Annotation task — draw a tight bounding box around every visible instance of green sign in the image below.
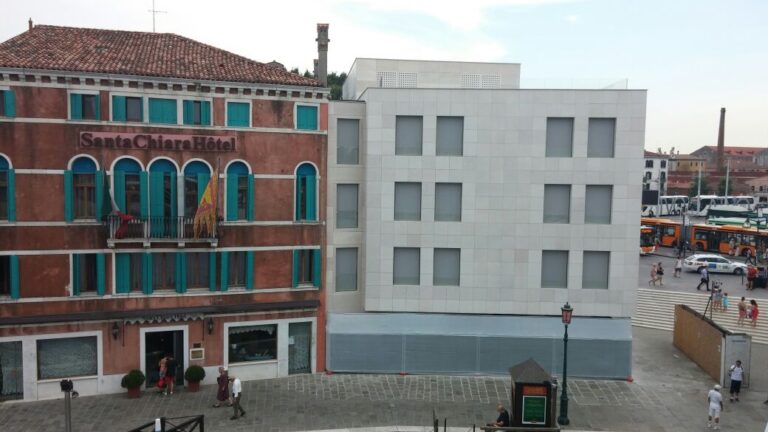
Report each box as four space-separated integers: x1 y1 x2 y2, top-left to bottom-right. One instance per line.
522 396 547 424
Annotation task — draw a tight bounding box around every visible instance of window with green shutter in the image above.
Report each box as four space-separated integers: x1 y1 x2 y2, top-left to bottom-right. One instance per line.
112 95 143 122
0 156 14 221
0 89 16 118
72 254 98 296
226 102 250 127
149 98 177 124
70 93 100 120
292 249 320 287
296 105 318 130
183 100 211 126
226 162 252 221
295 163 317 221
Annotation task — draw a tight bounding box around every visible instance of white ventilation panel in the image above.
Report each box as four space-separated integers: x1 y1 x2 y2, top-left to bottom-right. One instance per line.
461 74 482 88
377 71 397 88
398 72 417 88
481 74 500 88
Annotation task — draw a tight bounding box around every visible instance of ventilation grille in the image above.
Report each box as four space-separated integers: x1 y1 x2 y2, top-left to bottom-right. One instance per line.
481 74 500 88
461 73 501 88
398 72 417 88
376 71 418 88
376 71 398 88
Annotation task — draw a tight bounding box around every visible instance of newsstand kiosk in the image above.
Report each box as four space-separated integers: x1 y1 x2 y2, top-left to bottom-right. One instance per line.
508 359 560 431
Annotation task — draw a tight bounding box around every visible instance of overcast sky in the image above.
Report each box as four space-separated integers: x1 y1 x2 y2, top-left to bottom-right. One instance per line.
2 0 767 153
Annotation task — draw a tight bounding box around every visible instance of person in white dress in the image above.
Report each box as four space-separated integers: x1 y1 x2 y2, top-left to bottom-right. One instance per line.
708 384 723 430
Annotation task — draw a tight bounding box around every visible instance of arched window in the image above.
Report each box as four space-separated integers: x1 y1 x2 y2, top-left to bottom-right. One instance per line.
148 159 178 236
0 155 14 221
226 162 252 221
113 158 145 217
65 157 98 221
183 161 211 217
295 163 317 221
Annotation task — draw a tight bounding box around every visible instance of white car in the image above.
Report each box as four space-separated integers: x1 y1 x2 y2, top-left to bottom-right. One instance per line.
683 254 748 275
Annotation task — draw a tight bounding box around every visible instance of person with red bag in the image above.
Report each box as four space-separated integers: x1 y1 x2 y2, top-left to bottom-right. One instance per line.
156 356 168 393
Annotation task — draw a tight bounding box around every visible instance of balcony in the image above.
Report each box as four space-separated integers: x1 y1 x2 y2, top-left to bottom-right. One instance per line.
106 215 218 247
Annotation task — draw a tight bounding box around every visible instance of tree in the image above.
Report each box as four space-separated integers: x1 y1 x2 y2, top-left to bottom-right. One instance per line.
326 72 347 100
717 177 728 196
688 172 712 196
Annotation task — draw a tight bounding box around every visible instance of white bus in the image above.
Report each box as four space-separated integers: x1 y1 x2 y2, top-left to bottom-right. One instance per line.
723 195 756 211
641 195 690 217
688 195 724 217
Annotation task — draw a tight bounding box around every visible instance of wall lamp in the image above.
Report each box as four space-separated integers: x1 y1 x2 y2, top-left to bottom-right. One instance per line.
207 318 214 335
111 322 120 340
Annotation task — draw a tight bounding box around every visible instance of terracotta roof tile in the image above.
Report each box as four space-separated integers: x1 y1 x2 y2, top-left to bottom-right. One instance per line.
0 25 322 87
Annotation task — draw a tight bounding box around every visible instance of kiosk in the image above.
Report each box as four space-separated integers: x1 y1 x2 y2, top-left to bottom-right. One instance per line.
508 359 559 431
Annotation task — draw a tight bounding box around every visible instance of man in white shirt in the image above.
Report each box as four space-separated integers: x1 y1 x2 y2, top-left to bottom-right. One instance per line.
708 384 723 430
729 360 744 402
229 376 246 420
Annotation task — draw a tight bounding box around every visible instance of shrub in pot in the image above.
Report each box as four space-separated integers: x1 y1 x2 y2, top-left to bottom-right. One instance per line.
184 365 206 392
121 369 146 398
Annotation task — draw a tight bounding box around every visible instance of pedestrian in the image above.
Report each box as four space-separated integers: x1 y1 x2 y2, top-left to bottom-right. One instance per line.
674 256 683 278
714 288 723 312
707 384 723 430
649 263 658 287
213 367 231 408
164 354 177 396
729 237 737 256
157 356 168 394
747 265 757 290
230 376 246 420
487 403 510 429
746 248 757 265
750 300 759 327
738 297 748 326
728 360 744 402
697 267 710 291
722 293 730 312
656 262 665 286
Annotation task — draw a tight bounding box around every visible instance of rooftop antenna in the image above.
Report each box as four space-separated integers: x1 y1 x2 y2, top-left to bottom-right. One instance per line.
148 0 167 33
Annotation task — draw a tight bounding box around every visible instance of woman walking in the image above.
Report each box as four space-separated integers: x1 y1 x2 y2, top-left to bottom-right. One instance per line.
674 256 683 278
649 263 658 287
737 297 748 326
656 262 665 286
750 300 759 327
213 367 231 408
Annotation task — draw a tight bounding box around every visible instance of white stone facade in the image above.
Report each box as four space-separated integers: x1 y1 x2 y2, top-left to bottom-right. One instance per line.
328 59 646 320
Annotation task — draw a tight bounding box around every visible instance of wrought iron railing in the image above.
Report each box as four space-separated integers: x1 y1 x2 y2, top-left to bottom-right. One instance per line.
106 215 217 242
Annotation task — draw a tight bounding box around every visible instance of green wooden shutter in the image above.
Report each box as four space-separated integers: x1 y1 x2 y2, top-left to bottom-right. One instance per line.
201 101 211 126
245 251 254 290
142 253 153 295
149 98 177 124
220 252 229 292
312 249 321 287
116 253 130 293
9 255 19 299
95 170 105 221
114 171 126 212
226 174 238 221
297 106 318 130
292 250 300 288
175 253 187 293
64 170 74 222
3 90 16 118
169 172 178 237
139 171 149 218
94 94 101 120
227 102 249 127
112 95 126 121
7 169 15 222
306 175 316 220
150 172 164 236
182 100 194 125
72 254 81 296
208 252 217 291
70 94 83 120
96 253 106 296
295 175 303 220
246 175 254 221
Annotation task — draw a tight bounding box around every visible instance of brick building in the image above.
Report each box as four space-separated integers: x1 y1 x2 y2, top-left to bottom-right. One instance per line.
0 24 328 401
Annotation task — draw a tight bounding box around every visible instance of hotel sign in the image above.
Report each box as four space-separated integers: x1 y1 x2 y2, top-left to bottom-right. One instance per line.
79 132 236 152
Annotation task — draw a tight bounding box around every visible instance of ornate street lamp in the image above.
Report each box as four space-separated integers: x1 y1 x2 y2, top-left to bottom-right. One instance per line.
558 302 573 426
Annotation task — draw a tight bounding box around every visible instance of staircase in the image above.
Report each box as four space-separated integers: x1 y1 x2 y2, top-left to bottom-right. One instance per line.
634 288 768 344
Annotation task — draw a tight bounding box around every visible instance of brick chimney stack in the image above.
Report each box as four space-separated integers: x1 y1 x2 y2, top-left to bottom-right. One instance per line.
717 107 726 174
315 24 329 86
28 18 33 31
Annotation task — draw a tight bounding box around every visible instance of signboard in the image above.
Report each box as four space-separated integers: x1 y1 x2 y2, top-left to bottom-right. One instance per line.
522 395 547 425
79 132 237 152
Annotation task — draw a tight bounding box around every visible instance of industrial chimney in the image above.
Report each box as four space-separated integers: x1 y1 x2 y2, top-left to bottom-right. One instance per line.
315 24 329 86
717 107 726 174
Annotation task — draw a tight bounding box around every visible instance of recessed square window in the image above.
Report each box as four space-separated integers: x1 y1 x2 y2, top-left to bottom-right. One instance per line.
395 116 423 155
394 182 421 221
393 247 420 285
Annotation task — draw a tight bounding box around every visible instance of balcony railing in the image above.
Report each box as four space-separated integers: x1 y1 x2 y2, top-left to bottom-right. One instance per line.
106 215 218 246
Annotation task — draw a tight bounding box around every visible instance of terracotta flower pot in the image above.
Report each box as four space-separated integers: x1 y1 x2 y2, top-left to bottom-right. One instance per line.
187 381 200 392
127 386 141 399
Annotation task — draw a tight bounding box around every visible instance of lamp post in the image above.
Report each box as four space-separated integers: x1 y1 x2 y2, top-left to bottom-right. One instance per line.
558 302 573 426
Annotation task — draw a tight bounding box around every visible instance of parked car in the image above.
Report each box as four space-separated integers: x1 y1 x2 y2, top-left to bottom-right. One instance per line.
683 254 748 275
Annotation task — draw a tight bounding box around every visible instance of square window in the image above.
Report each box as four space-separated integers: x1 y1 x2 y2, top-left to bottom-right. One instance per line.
395 116 423 155
585 185 613 224
227 102 250 127
582 251 610 289
335 248 358 292
394 247 420 285
587 118 616 158
152 253 176 291
37 336 97 380
435 183 462 221
81 95 98 120
433 248 460 286
0 256 9 296
298 250 315 284
645 160 654 168
336 184 359 228
0 91 5 117
543 185 571 223
545 118 573 157
394 182 422 221
228 324 277 363
149 98 177 124
73 254 97 294
541 250 568 288
296 105 318 130
436 116 463 156
125 97 143 122
187 253 210 289
337 119 360 164
228 251 247 288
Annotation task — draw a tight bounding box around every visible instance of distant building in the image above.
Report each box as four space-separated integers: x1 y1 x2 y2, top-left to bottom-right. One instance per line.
668 154 706 173
643 150 668 192
690 146 763 171
752 148 768 167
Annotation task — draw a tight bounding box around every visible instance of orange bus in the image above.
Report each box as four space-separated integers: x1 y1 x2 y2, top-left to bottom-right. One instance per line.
690 224 768 257
640 226 656 255
640 217 682 248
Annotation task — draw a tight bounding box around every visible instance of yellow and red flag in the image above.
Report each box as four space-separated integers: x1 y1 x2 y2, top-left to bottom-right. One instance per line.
193 170 218 238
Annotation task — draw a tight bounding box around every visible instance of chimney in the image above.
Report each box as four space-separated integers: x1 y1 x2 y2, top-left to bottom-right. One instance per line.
717 107 726 174
315 23 329 86
28 18 33 31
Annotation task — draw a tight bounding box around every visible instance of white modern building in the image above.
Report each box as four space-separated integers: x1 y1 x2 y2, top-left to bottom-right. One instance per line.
643 150 668 193
326 59 646 378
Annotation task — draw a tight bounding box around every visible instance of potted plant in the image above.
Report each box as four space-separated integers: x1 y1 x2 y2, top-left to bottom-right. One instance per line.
120 369 145 398
184 365 206 392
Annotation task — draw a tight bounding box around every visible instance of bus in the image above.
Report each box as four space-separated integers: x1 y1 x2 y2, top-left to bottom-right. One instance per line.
640 195 690 217
722 195 756 211
688 195 724 217
640 226 656 255
690 223 768 257
641 217 682 247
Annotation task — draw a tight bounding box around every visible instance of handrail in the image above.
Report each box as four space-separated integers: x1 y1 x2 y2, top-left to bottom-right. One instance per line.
106 215 217 241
